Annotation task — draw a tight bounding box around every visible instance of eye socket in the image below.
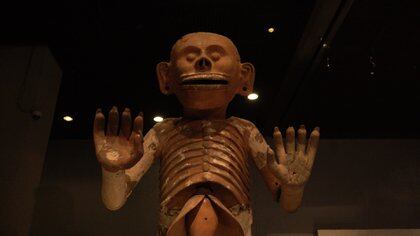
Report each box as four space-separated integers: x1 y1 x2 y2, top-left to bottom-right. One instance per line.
210 52 221 61
186 53 197 62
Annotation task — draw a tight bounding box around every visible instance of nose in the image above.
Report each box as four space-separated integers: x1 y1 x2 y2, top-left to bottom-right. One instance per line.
195 57 212 72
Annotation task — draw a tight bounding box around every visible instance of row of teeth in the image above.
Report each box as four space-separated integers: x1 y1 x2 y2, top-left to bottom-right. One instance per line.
181 75 228 85
181 79 228 85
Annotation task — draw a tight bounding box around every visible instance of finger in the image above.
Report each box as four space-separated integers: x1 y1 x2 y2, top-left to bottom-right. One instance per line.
267 148 289 182
93 109 106 152
107 106 119 136
93 108 105 140
267 148 277 167
297 124 307 154
273 127 286 164
120 108 132 139
121 133 143 169
134 132 144 158
306 127 320 168
132 112 144 134
129 115 144 154
285 126 295 155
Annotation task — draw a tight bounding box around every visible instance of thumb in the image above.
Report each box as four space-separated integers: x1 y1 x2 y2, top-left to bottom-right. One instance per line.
268 148 290 182
133 132 144 158
120 133 143 169
277 164 289 183
267 148 277 168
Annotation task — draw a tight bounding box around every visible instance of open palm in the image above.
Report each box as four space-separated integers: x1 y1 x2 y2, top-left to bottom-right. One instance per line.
268 125 320 187
93 106 144 172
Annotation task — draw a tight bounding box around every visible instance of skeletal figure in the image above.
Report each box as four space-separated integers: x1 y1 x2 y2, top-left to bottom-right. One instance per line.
93 32 320 236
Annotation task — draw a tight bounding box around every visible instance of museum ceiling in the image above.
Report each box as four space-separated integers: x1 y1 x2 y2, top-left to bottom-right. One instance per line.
1 0 419 139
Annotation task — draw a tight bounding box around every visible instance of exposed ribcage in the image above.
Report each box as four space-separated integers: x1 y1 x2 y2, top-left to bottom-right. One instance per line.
159 121 250 206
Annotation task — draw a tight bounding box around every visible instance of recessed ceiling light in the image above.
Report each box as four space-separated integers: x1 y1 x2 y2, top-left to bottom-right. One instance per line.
153 116 164 122
247 93 259 100
63 115 73 122
268 27 275 33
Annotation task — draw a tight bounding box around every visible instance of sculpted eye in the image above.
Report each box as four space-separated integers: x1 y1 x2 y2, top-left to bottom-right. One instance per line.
186 53 196 62
210 52 221 61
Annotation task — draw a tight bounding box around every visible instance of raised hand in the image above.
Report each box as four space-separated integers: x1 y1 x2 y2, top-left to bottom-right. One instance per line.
93 106 144 172
268 125 320 187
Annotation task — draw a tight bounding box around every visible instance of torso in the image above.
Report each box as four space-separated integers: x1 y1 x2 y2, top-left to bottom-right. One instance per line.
154 117 252 210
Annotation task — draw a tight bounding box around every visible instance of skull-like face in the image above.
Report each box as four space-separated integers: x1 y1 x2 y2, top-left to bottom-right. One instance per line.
157 32 255 111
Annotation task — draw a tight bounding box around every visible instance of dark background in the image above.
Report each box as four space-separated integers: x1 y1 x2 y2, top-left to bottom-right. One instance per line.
1 0 419 235
2 0 419 139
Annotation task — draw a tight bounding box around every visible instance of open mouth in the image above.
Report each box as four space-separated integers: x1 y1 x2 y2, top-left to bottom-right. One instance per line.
180 74 229 87
182 79 228 85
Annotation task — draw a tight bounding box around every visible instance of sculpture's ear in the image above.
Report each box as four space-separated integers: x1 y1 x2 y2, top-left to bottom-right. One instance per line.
156 62 173 95
238 62 255 96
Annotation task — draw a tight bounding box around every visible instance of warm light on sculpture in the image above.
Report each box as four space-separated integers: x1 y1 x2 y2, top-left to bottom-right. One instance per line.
93 32 320 236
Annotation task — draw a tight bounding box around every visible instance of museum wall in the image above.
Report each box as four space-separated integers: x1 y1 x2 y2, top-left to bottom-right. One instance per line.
31 139 420 235
0 46 61 235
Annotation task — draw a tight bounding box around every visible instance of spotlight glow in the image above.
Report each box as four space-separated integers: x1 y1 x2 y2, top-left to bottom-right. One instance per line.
268 27 275 33
63 116 73 122
247 93 259 100
153 116 164 122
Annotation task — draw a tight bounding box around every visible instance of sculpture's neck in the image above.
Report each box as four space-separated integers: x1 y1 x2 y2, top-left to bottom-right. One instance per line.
182 106 227 120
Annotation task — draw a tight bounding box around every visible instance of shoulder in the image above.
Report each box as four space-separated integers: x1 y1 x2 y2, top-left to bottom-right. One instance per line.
228 116 258 130
228 116 265 143
147 117 181 138
143 118 181 153
153 117 181 129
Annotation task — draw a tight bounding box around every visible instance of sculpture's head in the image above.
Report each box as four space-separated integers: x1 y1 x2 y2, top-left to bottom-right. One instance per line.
157 32 255 111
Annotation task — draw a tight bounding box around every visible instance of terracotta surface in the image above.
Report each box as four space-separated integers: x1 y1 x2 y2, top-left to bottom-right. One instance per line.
93 32 320 235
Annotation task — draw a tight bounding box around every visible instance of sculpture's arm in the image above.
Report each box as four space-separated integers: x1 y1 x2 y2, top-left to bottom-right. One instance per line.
246 124 283 200
93 107 160 210
101 128 159 210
